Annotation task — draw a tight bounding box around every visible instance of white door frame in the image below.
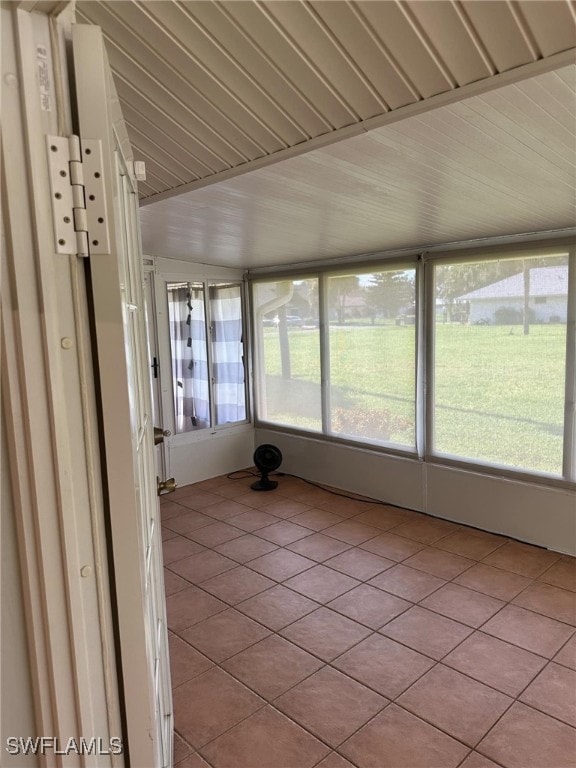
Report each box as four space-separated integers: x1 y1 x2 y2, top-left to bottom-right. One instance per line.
1 5 123 764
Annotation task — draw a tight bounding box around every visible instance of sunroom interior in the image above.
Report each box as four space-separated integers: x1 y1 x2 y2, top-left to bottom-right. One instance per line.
74 0 576 555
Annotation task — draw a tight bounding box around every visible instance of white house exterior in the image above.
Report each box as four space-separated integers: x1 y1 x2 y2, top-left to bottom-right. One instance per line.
459 265 568 324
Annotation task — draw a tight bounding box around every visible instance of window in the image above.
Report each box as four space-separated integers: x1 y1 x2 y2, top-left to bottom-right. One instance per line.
432 253 569 475
250 244 575 485
327 268 416 447
252 278 321 430
167 280 246 434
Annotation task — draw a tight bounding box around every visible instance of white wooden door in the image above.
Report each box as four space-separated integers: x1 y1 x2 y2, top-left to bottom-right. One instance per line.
71 24 172 768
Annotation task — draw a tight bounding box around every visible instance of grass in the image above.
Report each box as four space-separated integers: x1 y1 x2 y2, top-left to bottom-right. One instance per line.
260 322 567 475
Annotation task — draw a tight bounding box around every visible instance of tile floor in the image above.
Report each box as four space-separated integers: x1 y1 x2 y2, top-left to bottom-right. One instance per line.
161 472 576 768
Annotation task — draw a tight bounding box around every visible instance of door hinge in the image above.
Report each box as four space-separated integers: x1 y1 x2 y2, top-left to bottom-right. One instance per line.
46 135 110 257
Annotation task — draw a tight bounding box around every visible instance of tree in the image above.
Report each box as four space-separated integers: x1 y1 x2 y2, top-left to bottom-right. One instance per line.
365 270 415 320
328 276 359 324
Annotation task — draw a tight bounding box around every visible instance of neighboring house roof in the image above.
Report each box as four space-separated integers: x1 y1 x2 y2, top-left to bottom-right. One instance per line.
458 266 568 301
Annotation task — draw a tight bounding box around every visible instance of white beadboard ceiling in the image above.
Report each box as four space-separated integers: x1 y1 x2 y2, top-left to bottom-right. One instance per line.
74 1 576 267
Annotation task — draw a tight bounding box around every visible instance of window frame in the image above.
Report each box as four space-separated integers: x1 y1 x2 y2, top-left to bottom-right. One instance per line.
249 239 576 489
158 269 251 443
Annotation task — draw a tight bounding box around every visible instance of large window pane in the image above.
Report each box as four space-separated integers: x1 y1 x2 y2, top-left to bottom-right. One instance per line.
209 283 247 426
433 254 569 474
167 282 209 433
327 268 416 447
253 279 321 430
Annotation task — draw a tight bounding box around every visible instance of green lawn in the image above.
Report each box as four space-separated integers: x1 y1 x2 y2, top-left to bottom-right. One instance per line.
260 322 567 475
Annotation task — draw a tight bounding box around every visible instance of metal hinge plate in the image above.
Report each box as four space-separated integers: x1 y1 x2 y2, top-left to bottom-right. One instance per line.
46 135 110 257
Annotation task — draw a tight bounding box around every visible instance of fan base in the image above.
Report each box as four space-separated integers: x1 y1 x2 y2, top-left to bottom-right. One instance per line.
250 478 278 492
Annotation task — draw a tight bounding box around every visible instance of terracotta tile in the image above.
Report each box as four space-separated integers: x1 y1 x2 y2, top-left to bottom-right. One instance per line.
288 532 352 561
326 548 395 581
162 525 178 541
482 604 574 658
435 529 508 560
539 556 576 592
554 635 576 670
482 541 562 578
275 666 387 747
199 705 330 768
340 703 469 768
202 499 252 521
513 582 576 626
213 533 277 564
163 510 214 535
315 753 356 768
223 634 324 699
360 532 425 561
403 547 474 580
227 509 281 532
261 499 312 518
168 550 237 584
173 667 264 748
333 634 434 698
175 751 211 768
323 520 382 545
166 586 226 633
477 701 576 768
454 562 532 601
458 752 503 768
390 517 458 544
212 482 255 500
235 584 318 630
164 567 193 596
368 564 446 602
280 607 372 661
444 631 547 697
185 521 244 547
168 633 214 688
175 490 222 510
292 488 337 507
162 535 205 565
192 477 223 492
398 665 513 747
248 548 316 581
234 491 276 509
168 483 208 501
256 520 313 546
318 496 372 517
285 565 360 603
420 583 505 628
353 506 416 530
173 732 193 765
328 584 411 629
520 662 576 727
201 566 274 604
180 608 270 662
290 508 346 531
161 501 189 520
380 605 473 660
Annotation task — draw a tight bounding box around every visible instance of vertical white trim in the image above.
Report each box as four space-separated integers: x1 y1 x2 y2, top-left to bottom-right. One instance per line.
563 247 576 480
415 256 427 459
319 273 331 434
1 6 123 762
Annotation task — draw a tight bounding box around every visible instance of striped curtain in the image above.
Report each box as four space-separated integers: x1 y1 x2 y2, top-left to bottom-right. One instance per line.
168 283 210 432
209 284 246 425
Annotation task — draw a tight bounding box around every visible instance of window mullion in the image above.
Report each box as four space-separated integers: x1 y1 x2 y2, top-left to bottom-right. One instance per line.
424 256 435 461
319 273 331 435
416 256 427 459
563 247 576 480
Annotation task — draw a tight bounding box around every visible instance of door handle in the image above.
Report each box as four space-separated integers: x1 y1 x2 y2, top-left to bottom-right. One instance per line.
157 477 177 496
154 426 171 445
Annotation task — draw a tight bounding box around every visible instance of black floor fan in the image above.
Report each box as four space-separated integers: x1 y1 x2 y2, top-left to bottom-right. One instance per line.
251 444 283 491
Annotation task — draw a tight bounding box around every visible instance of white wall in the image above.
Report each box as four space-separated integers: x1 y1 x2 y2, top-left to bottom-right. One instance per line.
256 428 576 555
